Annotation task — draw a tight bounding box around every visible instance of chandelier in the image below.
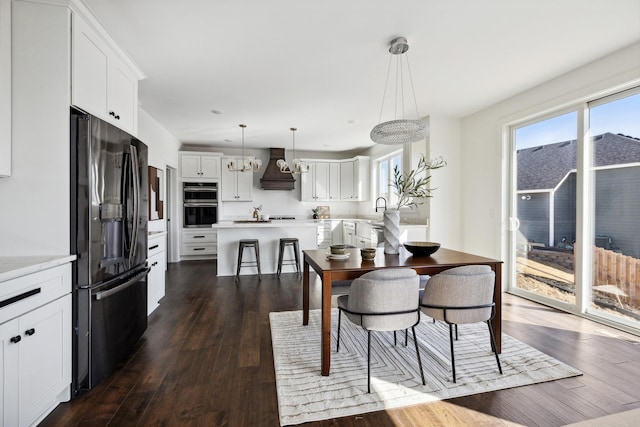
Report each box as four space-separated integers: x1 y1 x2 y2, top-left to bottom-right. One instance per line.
277 128 309 174
370 36 429 145
227 124 262 172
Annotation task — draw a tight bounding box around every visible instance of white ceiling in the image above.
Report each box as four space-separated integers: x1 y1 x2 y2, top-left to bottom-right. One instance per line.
83 0 640 152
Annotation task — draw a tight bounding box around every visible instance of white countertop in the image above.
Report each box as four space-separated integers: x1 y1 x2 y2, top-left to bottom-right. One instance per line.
213 218 427 228
212 220 318 229
0 255 76 283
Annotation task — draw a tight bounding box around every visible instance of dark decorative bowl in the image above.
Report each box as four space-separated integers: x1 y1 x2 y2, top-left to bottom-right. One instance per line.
403 242 441 257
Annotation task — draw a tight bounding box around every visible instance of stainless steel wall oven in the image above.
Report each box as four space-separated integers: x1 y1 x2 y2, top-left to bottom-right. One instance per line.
183 182 218 227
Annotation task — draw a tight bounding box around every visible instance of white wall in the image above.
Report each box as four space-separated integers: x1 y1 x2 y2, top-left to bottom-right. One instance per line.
460 42 640 263
137 108 181 233
0 2 70 256
427 115 463 250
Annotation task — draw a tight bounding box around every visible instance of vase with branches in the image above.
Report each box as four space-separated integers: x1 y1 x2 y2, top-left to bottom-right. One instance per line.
383 155 446 254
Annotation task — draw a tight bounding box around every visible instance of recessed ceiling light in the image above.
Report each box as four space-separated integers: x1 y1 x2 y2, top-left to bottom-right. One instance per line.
224 139 233 143
347 119 357 124
210 109 224 115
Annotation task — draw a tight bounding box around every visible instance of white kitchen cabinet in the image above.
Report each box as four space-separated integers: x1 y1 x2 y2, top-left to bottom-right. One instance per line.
301 161 340 202
221 157 253 201
342 221 355 246
340 161 354 200
71 12 140 135
0 262 72 427
181 229 218 259
180 153 222 179
340 156 370 201
147 233 166 315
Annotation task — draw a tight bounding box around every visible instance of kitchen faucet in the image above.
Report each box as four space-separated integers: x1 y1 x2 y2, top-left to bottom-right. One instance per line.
375 197 387 212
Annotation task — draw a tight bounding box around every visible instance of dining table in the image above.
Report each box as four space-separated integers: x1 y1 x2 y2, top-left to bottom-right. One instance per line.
302 246 503 376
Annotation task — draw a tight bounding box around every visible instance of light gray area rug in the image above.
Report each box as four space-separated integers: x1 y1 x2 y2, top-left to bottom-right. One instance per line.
270 309 582 426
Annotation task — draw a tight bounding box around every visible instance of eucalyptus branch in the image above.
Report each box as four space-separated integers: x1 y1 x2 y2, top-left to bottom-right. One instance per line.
392 155 446 209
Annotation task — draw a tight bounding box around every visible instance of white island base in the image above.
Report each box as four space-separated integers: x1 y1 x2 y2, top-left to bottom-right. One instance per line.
213 221 318 277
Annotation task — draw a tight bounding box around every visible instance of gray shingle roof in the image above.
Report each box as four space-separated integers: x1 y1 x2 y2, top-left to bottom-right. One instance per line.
517 133 640 191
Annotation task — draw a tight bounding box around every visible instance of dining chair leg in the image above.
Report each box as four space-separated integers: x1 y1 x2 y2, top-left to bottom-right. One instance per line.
455 324 459 340
393 331 397 346
449 324 457 383
337 310 342 352
404 329 408 346
412 326 425 385
367 330 372 393
487 321 503 374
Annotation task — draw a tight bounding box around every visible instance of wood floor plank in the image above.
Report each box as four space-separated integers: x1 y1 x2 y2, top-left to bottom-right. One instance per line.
40 260 640 426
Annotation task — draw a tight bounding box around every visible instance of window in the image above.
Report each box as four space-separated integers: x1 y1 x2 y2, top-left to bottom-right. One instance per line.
375 150 402 207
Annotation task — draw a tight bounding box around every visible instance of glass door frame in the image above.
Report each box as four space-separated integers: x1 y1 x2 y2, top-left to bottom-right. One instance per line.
505 85 640 336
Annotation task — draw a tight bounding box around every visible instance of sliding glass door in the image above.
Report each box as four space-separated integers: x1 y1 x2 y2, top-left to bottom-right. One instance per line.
510 111 578 307
509 87 640 331
587 90 640 325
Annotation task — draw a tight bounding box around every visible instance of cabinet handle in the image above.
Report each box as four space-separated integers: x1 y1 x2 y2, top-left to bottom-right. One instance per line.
10 335 21 344
115 115 120 120
193 248 205 251
150 244 159 250
193 235 205 238
109 111 115 117
152 261 158 266
25 328 35 336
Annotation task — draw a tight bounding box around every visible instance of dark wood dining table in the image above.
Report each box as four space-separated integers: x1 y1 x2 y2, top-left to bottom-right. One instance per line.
302 246 503 376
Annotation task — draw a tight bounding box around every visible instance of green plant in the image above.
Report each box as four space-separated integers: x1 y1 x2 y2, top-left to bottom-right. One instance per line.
392 155 446 209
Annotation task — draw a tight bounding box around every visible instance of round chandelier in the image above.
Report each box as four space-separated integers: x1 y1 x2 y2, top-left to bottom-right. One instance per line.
370 37 429 145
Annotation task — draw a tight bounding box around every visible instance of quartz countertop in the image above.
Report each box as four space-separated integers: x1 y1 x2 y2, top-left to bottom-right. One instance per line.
212 220 318 229
0 255 76 283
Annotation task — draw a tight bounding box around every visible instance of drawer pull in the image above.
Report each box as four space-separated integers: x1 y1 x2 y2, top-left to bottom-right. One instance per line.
193 248 205 251
149 244 159 250
0 288 41 309
152 261 158 266
193 236 206 239
25 328 35 336
10 335 21 344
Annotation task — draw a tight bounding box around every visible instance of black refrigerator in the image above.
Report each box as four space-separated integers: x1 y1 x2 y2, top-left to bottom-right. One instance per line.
70 107 149 395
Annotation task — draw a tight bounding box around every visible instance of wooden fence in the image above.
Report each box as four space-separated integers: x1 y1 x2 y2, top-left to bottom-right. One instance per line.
593 247 640 303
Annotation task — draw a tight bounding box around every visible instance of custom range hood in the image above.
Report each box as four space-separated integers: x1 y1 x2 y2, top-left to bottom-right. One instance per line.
259 148 296 190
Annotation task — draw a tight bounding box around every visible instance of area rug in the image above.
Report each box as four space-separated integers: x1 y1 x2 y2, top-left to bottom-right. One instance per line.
270 309 582 426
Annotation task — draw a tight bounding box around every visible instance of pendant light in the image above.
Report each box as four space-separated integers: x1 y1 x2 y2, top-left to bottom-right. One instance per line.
277 127 309 174
370 37 429 145
227 124 262 172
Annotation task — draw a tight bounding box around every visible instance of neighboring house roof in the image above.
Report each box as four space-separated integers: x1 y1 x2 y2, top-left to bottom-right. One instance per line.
517 133 640 191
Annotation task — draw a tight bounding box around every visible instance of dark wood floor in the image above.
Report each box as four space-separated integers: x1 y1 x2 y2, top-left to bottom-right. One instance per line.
41 260 640 426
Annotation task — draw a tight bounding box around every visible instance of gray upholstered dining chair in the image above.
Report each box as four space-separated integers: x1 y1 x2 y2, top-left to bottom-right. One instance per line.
420 265 502 383
336 268 426 393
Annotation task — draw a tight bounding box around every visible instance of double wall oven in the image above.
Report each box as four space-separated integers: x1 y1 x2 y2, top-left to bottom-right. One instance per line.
183 182 218 227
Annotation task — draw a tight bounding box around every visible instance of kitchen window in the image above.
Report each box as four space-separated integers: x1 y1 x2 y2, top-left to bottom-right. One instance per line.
374 150 402 208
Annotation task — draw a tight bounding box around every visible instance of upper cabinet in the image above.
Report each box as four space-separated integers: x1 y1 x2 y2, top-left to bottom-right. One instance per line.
340 157 370 201
0 0 10 177
302 156 369 202
71 9 143 136
220 156 253 201
180 152 221 179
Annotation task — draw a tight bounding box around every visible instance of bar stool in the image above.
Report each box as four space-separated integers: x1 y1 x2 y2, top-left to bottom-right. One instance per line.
236 239 262 282
277 238 300 277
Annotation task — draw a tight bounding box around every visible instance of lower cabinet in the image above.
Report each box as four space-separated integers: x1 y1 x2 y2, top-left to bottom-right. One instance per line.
0 264 71 427
147 233 167 315
181 229 218 259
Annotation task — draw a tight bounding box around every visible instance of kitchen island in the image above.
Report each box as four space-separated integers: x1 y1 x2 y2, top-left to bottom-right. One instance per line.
212 220 318 277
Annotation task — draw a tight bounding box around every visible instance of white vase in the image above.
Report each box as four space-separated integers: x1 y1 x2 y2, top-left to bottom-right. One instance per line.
383 209 400 254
